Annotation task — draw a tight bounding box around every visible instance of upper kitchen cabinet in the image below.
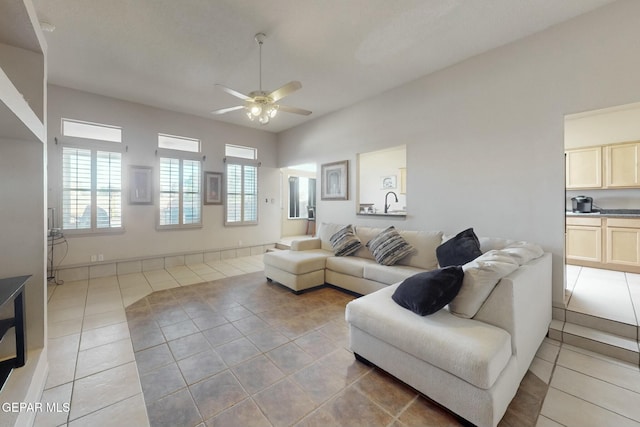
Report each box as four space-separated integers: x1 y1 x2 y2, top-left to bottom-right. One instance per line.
565 146 602 189
604 141 640 188
0 0 47 144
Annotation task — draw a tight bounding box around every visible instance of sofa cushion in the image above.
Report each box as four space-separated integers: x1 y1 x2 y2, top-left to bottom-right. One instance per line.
449 250 519 319
437 228 482 267
346 284 512 389
366 226 416 266
326 256 376 278
352 226 381 260
363 263 425 285
396 230 443 270
330 224 362 256
263 249 331 275
392 266 464 316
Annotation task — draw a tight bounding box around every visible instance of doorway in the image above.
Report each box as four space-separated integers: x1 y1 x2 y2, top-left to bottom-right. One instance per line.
564 102 640 330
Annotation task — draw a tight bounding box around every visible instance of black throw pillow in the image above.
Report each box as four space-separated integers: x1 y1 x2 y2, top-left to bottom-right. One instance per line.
436 228 482 267
391 266 464 316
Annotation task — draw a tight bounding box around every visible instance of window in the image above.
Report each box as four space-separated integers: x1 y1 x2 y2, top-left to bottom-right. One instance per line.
158 134 202 228
62 147 122 231
158 158 201 227
225 144 259 225
225 144 257 160
158 133 200 153
62 118 122 143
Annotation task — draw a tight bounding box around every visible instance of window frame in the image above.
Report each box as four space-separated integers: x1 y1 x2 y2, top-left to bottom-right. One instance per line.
60 140 124 235
156 148 203 230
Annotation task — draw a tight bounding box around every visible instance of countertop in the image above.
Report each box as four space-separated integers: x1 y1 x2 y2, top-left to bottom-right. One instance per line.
566 209 640 218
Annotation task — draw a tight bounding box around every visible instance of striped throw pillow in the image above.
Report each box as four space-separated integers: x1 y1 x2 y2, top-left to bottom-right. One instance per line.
330 224 362 256
366 226 415 265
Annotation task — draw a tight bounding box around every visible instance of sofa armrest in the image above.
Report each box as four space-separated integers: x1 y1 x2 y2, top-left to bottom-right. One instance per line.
291 238 321 251
473 252 552 373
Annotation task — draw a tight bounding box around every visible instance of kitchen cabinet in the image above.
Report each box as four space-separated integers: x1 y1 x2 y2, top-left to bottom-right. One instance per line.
605 218 640 266
565 147 602 189
604 142 640 188
566 216 602 263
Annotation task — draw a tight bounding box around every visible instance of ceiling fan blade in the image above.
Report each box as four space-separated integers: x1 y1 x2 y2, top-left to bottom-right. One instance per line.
215 84 251 101
268 81 302 102
211 105 244 115
277 104 312 116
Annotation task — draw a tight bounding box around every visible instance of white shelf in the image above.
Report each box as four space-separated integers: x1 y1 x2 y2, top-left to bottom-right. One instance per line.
0 0 46 143
0 66 44 142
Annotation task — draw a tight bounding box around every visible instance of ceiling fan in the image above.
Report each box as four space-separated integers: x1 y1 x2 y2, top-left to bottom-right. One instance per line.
211 33 312 125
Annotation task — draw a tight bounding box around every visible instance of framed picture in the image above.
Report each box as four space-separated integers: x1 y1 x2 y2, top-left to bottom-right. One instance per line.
204 171 223 205
321 160 349 200
129 166 153 204
381 175 397 189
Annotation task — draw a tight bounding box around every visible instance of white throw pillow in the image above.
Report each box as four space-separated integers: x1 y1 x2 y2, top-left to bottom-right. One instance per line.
449 250 519 319
500 241 544 265
478 237 515 253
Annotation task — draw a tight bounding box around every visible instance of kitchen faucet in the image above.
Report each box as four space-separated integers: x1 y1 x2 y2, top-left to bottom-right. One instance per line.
384 191 398 214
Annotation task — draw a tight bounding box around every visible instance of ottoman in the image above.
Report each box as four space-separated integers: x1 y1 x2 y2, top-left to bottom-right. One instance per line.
263 249 331 293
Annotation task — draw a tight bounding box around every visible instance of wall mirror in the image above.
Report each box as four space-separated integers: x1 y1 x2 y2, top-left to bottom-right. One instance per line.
284 164 317 220
357 145 406 216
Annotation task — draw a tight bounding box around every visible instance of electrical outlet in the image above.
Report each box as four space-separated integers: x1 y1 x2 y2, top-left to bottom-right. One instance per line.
90 255 97 262
98 254 104 261
238 240 243 247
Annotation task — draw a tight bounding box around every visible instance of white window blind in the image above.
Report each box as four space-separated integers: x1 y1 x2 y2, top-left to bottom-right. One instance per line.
226 162 258 225
62 147 122 231
159 157 201 227
96 151 122 228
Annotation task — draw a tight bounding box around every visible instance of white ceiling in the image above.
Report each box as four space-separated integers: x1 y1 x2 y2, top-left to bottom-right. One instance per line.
32 0 615 133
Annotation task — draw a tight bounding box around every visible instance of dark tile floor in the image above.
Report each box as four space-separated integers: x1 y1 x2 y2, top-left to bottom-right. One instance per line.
125 272 547 427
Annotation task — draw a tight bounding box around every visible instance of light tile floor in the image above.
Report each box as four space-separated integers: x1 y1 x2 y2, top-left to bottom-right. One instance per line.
565 265 640 326
38 255 264 427
37 256 640 426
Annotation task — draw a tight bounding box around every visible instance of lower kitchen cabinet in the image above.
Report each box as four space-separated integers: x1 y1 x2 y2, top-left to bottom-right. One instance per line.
567 216 640 272
605 218 640 267
566 217 602 263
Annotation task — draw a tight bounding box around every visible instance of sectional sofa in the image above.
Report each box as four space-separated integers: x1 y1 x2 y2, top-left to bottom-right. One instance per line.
263 223 552 427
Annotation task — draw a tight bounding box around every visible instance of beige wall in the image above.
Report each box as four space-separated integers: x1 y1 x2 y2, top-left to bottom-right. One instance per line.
47 85 280 266
0 138 46 356
565 102 640 149
277 0 640 307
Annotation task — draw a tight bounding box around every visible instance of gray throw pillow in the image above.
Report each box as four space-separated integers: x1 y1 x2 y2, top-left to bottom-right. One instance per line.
330 224 362 256
366 226 415 265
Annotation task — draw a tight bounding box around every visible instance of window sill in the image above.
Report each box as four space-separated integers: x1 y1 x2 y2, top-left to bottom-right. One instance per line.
156 224 203 231
62 228 125 237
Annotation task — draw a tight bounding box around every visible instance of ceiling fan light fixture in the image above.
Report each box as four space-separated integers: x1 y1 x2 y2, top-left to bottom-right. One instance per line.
250 103 262 116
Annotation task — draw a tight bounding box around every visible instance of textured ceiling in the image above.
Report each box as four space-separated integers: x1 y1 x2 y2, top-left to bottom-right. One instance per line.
32 0 615 133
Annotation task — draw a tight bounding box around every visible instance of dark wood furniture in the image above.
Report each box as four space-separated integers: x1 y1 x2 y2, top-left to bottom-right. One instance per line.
0 275 29 390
